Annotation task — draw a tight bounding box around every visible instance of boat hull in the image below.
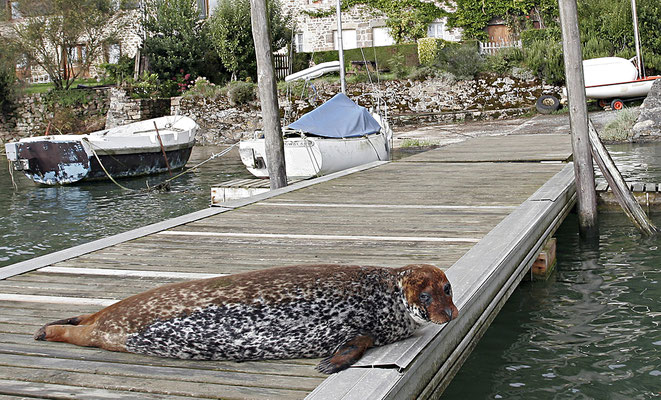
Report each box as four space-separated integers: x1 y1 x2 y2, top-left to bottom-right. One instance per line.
239 132 389 179
4 116 198 185
585 77 659 100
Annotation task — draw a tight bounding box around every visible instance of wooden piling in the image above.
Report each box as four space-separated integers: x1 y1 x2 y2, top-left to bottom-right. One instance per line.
558 0 599 239
250 0 287 189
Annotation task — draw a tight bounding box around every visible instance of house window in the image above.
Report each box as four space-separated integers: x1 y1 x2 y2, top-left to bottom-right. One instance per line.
294 33 304 53
333 29 357 50
196 0 208 19
106 43 121 64
372 26 394 47
427 21 446 39
4 1 20 20
207 0 218 16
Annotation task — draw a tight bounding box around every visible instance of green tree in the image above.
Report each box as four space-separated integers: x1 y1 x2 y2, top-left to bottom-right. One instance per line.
7 0 122 89
207 0 292 81
0 42 17 118
142 0 213 84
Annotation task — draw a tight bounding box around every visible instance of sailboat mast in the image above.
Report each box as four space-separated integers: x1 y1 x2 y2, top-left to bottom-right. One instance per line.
631 0 645 78
336 0 347 93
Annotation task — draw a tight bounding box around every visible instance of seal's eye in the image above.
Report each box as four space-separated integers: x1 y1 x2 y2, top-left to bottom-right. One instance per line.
444 283 452 297
419 292 432 306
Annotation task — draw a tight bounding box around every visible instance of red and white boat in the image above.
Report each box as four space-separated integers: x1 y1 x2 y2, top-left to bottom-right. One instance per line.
582 57 660 110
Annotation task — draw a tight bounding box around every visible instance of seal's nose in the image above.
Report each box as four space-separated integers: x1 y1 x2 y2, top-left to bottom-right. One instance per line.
444 307 454 321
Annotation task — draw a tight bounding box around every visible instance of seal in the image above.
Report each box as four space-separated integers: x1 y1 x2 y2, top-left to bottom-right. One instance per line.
35 263 458 373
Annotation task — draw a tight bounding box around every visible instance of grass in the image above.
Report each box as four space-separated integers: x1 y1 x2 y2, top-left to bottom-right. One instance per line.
19 78 113 95
600 107 640 142
400 138 439 148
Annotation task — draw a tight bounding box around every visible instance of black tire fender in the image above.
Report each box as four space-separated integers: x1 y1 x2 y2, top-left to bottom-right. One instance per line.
536 95 561 114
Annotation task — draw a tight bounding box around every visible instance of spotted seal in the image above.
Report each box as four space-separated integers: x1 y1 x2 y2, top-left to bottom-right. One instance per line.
35 263 458 373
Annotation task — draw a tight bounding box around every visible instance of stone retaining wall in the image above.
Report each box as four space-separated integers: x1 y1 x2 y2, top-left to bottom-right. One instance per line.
175 75 560 144
1 75 559 146
0 89 110 144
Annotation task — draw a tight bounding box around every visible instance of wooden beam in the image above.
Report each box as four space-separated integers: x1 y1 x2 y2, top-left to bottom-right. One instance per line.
558 0 598 239
588 119 658 235
250 0 287 189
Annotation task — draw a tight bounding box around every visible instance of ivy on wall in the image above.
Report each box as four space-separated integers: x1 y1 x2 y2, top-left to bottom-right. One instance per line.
447 0 558 40
303 0 448 43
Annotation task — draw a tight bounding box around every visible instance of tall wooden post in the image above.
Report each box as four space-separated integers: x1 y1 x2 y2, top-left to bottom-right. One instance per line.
558 0 598 238
250 0 287 189
335 0 346 94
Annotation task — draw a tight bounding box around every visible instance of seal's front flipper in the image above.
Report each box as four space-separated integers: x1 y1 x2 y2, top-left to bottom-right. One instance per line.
316 335 374 374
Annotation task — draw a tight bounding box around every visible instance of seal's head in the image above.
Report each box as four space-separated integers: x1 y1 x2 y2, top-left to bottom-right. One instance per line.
398 264 459 325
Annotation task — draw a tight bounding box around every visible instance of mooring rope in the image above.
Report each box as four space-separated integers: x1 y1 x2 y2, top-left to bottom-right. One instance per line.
8 159 18 190
82 138 239 192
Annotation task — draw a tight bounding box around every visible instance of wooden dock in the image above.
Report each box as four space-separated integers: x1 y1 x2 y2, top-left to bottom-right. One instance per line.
0 133 574 399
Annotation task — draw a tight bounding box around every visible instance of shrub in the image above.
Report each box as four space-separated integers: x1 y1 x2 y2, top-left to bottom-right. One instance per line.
484 47 524 76
0 45 17 118
407 65 438 80
225 81 255 105
183 77 224 100
417 37 449 66
522 36 564 85
308 43 419 73
600 107 640 142
434 41 483 80
130 73 161 99
99 55 134 84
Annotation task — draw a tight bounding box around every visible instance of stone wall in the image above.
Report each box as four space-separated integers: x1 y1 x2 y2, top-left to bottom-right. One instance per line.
1 75 558 146
105 88 171 129
632 78 661 141
0 88 110 144
174 74 559 145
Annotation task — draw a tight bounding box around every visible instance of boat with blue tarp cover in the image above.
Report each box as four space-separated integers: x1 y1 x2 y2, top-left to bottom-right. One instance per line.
239 93 391 179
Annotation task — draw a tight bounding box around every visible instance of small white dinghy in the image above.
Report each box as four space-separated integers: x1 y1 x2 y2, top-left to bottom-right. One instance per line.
4 116 198 185
583 57 660 109
239 93 391 179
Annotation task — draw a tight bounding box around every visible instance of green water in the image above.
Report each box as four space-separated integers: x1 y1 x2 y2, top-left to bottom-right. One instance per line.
0 146 250 267
444 142 661 399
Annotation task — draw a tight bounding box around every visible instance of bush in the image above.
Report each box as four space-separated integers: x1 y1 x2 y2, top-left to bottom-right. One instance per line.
522 36 564 85
434 41 483 80
0 51 16 118
183 77 225 100
484 47 525 76
99 55 134 84
308 43 419 73
600 107 640 142
225 81 255 105
417 37 449 66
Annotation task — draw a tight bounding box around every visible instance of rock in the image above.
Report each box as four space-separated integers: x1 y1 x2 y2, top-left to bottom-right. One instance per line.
632 78 661 140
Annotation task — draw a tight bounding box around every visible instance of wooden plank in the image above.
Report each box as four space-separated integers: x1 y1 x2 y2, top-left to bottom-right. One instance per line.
0 379 197 400
0 207 232 281
402 134 571 163
0 366 310 400
156 231 482 244
36 266 224 280
0 342 323 378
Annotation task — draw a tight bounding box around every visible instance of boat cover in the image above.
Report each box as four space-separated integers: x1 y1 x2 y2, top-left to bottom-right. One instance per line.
288 93 381 138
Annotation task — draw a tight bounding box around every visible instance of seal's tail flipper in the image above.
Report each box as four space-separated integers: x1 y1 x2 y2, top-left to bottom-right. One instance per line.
316 334 374 374
34 314 95 341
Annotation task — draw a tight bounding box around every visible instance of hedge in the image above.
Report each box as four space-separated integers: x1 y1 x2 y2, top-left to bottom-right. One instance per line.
293 43 419 73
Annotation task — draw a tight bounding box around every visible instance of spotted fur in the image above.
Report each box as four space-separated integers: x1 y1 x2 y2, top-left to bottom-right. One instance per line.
35 264 458 373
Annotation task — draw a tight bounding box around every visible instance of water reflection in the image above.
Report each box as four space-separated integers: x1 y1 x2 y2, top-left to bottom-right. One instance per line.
0 146 250 266
444 213 661 399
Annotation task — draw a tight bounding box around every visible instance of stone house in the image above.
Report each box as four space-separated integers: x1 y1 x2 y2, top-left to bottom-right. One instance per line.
280 0 462 53
1 1 143 82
